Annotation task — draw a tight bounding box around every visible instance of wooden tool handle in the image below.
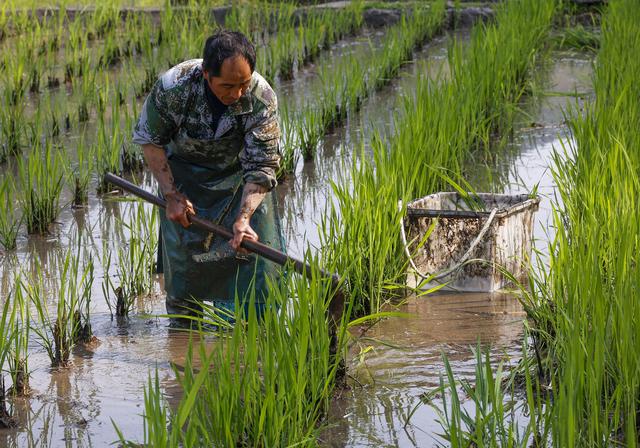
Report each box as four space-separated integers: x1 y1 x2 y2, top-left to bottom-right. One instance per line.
104 173 341 286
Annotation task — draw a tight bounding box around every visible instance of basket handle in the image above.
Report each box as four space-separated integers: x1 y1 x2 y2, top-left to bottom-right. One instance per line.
398 201 498 281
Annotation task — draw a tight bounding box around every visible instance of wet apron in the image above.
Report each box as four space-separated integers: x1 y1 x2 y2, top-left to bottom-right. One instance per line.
159 113 285 315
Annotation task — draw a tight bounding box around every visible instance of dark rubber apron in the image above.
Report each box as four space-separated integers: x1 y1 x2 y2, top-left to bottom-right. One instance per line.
159 113 285 316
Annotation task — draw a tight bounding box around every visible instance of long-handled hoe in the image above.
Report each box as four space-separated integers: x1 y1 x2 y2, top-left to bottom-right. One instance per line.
105 173 348 376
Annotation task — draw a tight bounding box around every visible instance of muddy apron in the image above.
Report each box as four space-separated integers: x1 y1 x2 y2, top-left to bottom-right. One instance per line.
159 117 285 317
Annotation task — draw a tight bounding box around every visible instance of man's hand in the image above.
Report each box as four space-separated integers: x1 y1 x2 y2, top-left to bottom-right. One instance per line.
142 144 195 228
230 182 268 253
230 218 259 253
165 191 195 228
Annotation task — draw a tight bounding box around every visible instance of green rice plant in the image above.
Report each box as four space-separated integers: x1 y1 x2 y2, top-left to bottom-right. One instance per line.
0 177 22 250
299 107 324 161
520 0 640 444
102 202 158 317
92 1 120 39
64 24 89 83
275 27 297 81
7 279 30 396
95 114 124 194
6 3 31 37
28 246 95 368
162 14 205 68
0 87 25 159
555 25 600 52
126 11 153 56
44 51 60 90
118 256 352 447
156 0 177 46
0 294 16 427
120 107 145 171
277 104 300 178
0 4 7 41
99 33 122 67
41 91 63 138
17 141 65 234
66 136 95 207
319 0 556 316
76 57 94 123
3 48 27 106
95 74 112 119
419 343 546 447
225 1 296 43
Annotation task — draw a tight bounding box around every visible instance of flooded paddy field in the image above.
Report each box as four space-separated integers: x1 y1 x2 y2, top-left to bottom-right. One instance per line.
2 0 634 446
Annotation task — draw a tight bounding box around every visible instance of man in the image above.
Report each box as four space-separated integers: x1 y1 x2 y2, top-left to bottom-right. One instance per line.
132 30 284 321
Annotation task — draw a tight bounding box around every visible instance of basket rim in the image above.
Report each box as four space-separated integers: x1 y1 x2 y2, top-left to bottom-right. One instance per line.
406 192 540 219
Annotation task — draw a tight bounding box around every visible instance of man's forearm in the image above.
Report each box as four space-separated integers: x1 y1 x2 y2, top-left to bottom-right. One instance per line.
142 143 179 197
236 182 268 224
142 143 194 227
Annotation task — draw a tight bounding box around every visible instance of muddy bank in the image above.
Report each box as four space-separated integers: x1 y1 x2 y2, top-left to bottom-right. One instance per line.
17 3 496 30
15 0 606 29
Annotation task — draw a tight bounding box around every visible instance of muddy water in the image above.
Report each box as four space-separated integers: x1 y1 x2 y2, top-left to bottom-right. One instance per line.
322 50 593 447
0 29 452 446
0 22 593 447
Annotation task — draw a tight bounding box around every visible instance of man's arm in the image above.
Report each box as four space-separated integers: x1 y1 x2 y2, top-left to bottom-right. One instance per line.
142 143 194 228
229 182 267 250
231 81 281 251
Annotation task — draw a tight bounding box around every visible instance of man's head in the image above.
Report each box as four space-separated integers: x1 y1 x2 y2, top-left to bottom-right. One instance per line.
202 30 256 106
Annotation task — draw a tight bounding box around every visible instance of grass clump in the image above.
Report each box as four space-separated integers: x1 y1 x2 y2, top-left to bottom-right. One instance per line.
0 177 22 250
7 280 30 397
520 0 640 444
102 202 158 317
324 0 557 316
422 344 540 447
17 141 64 234
555 25 600 52
0 297 17 427
28 246 95 368
118 259 351 447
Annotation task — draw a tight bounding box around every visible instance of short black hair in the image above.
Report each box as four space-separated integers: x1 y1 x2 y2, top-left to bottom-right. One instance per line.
202 30 256 76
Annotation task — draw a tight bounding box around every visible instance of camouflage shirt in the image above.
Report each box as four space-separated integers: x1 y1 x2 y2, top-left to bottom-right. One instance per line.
132 59 281 190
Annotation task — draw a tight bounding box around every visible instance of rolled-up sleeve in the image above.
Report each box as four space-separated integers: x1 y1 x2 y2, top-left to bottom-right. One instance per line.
240 103 281 190
132 79 178 147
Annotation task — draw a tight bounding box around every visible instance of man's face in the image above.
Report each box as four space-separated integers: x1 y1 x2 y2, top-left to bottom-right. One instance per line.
204 55 253 106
